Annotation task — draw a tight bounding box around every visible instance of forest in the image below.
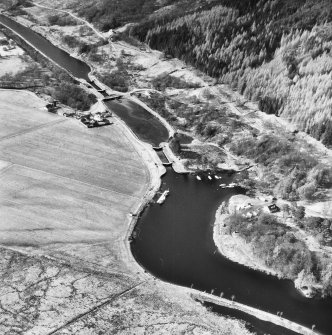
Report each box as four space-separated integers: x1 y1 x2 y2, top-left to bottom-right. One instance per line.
130 0 332 146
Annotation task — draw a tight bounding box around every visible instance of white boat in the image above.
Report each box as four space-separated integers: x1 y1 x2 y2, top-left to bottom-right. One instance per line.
214 175 221 179
196 176 202 181
157 190 170 204
219 183 227 187
226 183 237 188
208 176 212 180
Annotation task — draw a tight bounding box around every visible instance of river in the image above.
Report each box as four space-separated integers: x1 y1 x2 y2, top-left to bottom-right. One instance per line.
1 13 332 335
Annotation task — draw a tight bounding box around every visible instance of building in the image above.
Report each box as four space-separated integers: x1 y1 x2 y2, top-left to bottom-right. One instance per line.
267 204 280 213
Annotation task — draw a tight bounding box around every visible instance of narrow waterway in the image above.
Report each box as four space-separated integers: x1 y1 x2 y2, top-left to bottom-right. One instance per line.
0 14 91 81
1 13 332 335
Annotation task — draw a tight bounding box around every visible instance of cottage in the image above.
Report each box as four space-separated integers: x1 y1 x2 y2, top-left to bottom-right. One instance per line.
267 204 280 213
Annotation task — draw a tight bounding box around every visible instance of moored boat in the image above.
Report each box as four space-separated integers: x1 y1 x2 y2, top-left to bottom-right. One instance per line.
157 190 170 204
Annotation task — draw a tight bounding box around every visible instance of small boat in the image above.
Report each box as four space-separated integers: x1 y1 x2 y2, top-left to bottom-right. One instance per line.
208 176 212 180
214 175 221 179
157 190 170 204
196 176 202 181
226 183 237 188
219 183 226 187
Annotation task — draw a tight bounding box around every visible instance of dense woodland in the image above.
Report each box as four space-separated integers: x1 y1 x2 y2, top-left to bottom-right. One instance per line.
130 0 332 146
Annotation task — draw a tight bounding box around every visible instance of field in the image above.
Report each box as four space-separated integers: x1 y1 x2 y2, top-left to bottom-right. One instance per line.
0 90 250 335
0 90 148 247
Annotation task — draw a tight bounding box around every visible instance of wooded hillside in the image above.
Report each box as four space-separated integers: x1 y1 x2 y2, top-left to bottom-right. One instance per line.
131 0 332 146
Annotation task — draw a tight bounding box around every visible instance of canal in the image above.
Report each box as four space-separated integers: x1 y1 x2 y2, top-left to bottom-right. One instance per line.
104 98 169 147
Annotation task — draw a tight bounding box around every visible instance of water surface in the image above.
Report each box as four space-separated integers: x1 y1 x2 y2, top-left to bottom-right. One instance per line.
104 98 169 147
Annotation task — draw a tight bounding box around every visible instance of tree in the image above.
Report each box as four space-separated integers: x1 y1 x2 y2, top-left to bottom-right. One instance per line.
298 182 317 200
282 204 290 218
257 213 279 226
292 205 306 221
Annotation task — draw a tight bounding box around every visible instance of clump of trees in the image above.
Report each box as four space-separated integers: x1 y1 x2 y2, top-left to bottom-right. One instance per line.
48 14 77 26
151 73 201 91
98 58 130 92
54 83 96 110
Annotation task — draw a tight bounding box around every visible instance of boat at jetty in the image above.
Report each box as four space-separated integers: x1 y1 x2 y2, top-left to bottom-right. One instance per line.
157 190 170 204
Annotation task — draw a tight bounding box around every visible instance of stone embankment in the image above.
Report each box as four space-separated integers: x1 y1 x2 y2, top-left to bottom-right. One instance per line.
192 290 317 335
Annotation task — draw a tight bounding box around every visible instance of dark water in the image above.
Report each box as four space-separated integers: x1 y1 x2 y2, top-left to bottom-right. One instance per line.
0 14 91 81
104 98 169 147
2 14 332 335
131 171 332 335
